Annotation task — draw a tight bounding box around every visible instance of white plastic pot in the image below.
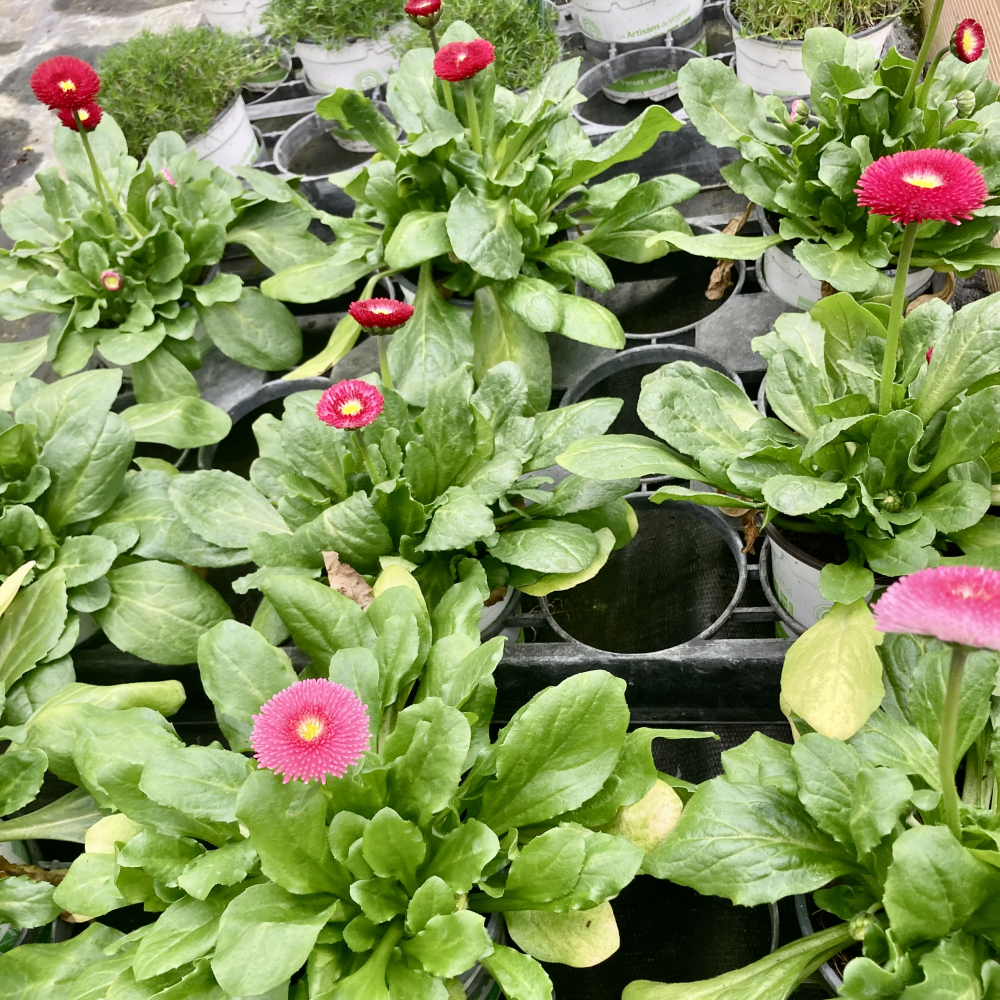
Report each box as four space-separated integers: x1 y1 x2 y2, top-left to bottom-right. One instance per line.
725 0 896 97
766 528 831 634
189 95 259 173
760 241 934 311
295 33 400 94
573 0 702 44
478 586 516 633
602 28 707 102
200 0 269 35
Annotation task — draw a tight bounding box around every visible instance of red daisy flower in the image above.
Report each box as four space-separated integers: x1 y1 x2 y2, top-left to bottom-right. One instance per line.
434 39 496 82
251 679 370 784
873 566 1000 650
56 101 103 132
952 19 987 63
405 0 441 19
348 297 414 330
31 56 100 111
854 149 988 226
100 270 121 292
317 379 385 430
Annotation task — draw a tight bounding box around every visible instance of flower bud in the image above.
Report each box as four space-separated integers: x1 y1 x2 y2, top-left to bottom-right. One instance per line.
880 490 904 513
926 346 934 364
404 0 442 29
161 167 176 187
955 90 976 118
100 269 122 292
952 19 986 64
789 99 809 125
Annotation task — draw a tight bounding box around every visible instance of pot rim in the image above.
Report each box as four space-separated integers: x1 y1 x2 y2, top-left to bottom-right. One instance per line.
539 493 749 653
758 536 806 636
794 893 844 991
723 0 899 45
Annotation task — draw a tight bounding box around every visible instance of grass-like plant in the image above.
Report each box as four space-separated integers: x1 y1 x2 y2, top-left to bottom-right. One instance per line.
404 0 562 90
731 0 912 39
261 0 402 50
98 27 275 158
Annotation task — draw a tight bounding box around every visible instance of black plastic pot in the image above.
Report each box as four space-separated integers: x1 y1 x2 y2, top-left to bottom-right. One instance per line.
796 894 845 993
577 225 747 345
540 494 747 653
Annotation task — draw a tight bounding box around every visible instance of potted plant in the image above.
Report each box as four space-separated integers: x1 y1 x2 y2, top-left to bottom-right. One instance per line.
724 0 904 97
200 0 271 36
1 60 330 449
626 565 1000 1000
262 20 688 411
401 0 562 91
97 27 276 171
172 361 638 614
0 567 705 997
0 370 238 717
261 0 404 93
559 267 1000 633
662 18 1000 309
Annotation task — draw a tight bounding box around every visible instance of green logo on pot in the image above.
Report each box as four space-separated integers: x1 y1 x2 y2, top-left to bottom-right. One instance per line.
354 68 385 91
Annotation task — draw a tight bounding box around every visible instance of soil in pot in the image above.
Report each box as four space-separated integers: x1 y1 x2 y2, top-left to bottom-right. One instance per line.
287 132 370 179
545 502 741 653
771 526 848 567
544 874 776 999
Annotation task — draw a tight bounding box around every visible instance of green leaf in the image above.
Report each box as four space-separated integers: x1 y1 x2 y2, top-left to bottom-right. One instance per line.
278 391 349 497
849 766 913 856
236 768 350 897
140 745 252 824
447 190 524 281
792 243 880 295
0 877 60 930
211 882 341 996
170 469 290 550
0 787 100 843
419 819 500 895
197 289 302 371
121 398 231 449
400 910 492 978
176 838 259 901
14 369 121 444
505 826 586 903
420 490 497 552
262 257 371 305
361 807 426 893
818 560 874 605
480 944 554 1000
762 475 847 516
95 561 233 665
39 410 133 530
0 748 47 817
811 292 887 383
388 263 474 408
650 486 764 509
477 671 629 833
52 852 124 918
53 535 118 589
0 570 67 694
557 433 699 481
351 877 410 924
557 296 625 349
781 600 884 740
790 733 862 850
649 230 783 260
918 480 991 535
528 398 621 473
533 242 613 293
642 777 861 906
490 520 598 573
384 211 451 271
226 200 329 275
319 88 401 161
420 364 475 494
498 277 563 334
259 573 376 666
621 923 854 1000
676 57 756 148
849 710 940 789
406 877 457 935
883 825 996 947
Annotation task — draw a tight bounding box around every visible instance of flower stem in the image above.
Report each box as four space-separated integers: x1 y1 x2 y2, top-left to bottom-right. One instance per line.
939 646 968 840
878 221 919 416
894 0 946 128
914 47 949 113
463 78 483 155
353 429 381 486
428 26 440 53
441 79 456 115
73 112 117 235
377 334 394 390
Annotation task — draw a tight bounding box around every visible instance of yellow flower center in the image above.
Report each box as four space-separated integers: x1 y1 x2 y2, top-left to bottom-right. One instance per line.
297 716 325 741
373 306 392 315
79 109 90 121
964 28 975 51
903 172 944 189
59 79 77 92
340 400 363 416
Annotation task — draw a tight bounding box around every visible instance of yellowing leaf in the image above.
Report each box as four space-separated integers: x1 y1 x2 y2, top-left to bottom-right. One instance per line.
0 561 36 616
518 527 616 597
603 779 683 856
505 902 620 967
781 600 884 740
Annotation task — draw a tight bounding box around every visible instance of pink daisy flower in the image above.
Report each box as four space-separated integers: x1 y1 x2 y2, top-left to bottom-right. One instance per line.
855 149 988 226
30 55 100 111
952 19 987 63
872 566 1000 650
317 379 384 430
250 679 370 784
100 269 121 292
348 298 414 331
434 40 496 82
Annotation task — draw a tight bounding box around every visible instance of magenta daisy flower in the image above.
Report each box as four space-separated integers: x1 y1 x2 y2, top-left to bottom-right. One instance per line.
348 298 414 331
57 101 102 132
872 566 1000 650
952 19 987 63
434 40 496 82
100 269 121 292
855 149 988 226
317 379 384 430
250 679 370 784
30 55 100 111
405 0 441 25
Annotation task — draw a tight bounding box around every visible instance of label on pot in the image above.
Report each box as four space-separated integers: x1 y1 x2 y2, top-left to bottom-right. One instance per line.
602 30 706 101
575 0 700 42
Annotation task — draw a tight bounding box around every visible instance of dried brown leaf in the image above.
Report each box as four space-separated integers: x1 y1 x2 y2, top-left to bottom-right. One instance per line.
323 550 373 610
